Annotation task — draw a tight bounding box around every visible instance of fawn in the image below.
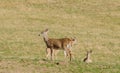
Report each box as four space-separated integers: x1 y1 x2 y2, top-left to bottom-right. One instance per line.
40 29 76 61
83 50 92 63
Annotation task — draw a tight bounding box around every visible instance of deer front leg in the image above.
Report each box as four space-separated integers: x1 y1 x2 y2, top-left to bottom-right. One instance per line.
53 50 59 60
46 48 58 60
50 48 54 61
46 48 51 59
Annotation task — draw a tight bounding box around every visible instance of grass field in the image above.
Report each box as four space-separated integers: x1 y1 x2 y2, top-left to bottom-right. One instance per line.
0 0 120 73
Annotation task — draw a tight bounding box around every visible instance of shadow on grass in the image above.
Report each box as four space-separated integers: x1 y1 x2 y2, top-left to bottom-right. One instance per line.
39 58 69 66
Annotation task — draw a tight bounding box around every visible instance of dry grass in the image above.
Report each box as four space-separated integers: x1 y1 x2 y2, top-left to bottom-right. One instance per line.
0 0 120 73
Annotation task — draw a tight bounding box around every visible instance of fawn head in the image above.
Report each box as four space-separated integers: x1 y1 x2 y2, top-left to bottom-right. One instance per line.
87 50 92 56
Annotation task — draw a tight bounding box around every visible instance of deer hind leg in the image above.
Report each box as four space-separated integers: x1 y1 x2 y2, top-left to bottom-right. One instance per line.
67 49 72 61
64 48 72 61
66 49 72 61
64 50 68 58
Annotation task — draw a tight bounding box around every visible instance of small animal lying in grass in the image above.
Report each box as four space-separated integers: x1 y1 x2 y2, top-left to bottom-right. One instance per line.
83 50 92 63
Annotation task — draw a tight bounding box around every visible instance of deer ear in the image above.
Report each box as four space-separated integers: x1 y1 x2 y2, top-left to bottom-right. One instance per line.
73 37 77 42
41 28 49 34
87 50 89 53
71 37 75 41
90 50 92 53
45 28 49 32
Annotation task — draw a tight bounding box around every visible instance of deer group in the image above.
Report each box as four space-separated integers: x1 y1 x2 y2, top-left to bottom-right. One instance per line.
40 29 76 61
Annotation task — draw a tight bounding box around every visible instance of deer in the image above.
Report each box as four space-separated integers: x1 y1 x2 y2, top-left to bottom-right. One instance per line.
40 29 76 61
83 50 92 63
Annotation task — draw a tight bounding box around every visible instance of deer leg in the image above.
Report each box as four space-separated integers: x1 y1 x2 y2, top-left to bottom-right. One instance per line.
66 49 72 61
53 50 59 60
50 48 53 61
69 49 72 61
64 50 68 58
64 48 70 61
46 48 50 59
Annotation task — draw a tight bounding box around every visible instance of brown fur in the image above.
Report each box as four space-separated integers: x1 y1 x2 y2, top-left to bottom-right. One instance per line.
40 29 76 61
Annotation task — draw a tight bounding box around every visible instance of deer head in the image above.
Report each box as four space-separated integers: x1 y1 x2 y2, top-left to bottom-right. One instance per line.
87 50 92 58
40 29 49 41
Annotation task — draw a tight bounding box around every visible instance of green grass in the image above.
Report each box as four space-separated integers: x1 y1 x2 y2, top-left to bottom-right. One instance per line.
0 0 120 73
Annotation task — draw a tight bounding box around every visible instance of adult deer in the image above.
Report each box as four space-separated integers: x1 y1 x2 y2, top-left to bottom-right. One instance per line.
40 29 76 61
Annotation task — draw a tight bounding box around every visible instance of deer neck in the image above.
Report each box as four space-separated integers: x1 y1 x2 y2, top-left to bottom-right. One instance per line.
87 54 91 59
43 34 48 42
